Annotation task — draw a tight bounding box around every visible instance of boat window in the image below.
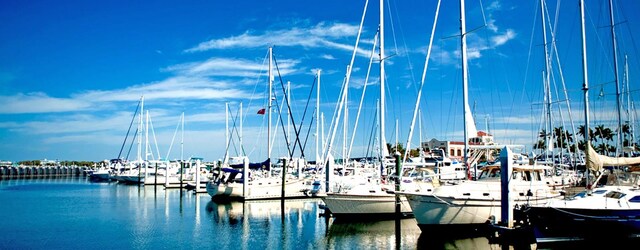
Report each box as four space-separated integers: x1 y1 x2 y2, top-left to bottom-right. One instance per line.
573 191 588 198
629 196 640 203
513 172 520 180
604 191 626 199
523 171 532 181
533 171 541 181
593 189 608 195
491 169 500 178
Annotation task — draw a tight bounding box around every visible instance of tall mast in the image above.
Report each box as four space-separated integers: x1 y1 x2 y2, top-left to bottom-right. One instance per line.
180 112 184 163
579 0 591 186
540 0 553 155
287 81 291 148
419 109 423 154
225 102 229 164
240 102 243 155
316 70 321 166
344 66 349 163
138 96 144 163
608 0 623 156
460 0 470 169
268 47 273 164
145 110 149 179
625 55 634 148
379 0 386 163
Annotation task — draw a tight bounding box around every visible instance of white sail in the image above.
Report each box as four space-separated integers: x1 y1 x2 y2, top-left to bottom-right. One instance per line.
464 100 478 138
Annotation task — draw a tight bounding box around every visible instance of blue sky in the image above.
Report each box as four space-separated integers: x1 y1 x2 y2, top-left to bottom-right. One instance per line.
1 0 639 162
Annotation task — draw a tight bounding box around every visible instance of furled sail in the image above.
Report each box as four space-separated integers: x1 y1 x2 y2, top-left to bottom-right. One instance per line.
586 144 640 173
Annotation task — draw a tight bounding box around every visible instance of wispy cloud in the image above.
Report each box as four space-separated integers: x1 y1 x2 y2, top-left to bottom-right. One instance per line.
185 22 372 57
164 58 270 77
485 0 502 32
0 92 92 114
491 29 516 47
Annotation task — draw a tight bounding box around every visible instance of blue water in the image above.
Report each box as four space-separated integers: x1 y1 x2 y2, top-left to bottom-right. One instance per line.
0 177 517 249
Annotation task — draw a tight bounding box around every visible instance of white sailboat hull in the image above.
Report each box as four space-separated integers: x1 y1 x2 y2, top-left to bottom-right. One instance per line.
322 193 412 217
206 177 310 200
404 181 559 228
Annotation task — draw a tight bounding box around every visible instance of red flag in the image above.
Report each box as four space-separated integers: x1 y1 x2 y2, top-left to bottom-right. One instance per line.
257 108 266 115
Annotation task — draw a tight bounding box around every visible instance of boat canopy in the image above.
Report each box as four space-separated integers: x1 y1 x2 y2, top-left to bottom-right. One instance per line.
229 158 271 171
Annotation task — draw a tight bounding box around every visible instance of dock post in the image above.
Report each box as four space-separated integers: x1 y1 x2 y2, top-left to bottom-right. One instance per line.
395 151 401 216
325 159 330 193
243 157 249 198
195 159 201 193
155 162 158 185
500 146 513 228
180 161 184 191
281 158 287 199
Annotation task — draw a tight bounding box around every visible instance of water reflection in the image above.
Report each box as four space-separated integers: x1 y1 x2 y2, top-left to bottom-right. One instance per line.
0 178 541 249
326 218 420 249
204 199 325 249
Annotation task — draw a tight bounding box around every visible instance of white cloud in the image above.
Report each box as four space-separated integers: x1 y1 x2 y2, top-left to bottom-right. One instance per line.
491 29 516 47
0 92 92 114
164 58 269 77
321 54 336 60
486 1 501 11
184 22 371 58
487 19 498 32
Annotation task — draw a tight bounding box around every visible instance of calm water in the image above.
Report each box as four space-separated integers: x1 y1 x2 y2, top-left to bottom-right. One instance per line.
2 177 606 250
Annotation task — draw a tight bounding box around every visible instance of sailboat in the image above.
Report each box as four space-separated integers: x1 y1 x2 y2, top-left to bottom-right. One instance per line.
114 96 147 184
319 0 418 219
521 0 640 242
205 48 310 200
399 0 563 234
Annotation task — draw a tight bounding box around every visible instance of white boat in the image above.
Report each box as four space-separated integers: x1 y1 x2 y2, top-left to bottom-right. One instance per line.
520 0 640 242
523 172 640 242
321 175 413 219
205 166 310 200
89 159 121 181
206 156 311 200
407 148 468 181
115 166 145 184
402 161 562 233
522 146 640 241
88 167 112 181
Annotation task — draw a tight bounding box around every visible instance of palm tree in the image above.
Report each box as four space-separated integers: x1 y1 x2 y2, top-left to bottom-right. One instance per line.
602 127 615 156
533 139 546 150
622 123 631 147
594 125 607 145
536 128 551 152
577 125 595 143
553 126 573 149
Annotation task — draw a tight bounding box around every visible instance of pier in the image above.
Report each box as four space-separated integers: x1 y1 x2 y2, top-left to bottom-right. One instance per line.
0 165 90 179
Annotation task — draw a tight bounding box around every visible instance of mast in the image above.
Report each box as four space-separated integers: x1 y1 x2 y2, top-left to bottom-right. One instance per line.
625 55 634 149
240 102 243 155
138 96 144 165
609 0 623 156
540 0 553 157
287 81 291 148
316 70 321 166
379 0 386 164
460 0 470 173
225 102 229 164
268 47 273 166
344 66 349 164
419 109 423 154
180 112 184 163
579 0 591 187
145 110 149 179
